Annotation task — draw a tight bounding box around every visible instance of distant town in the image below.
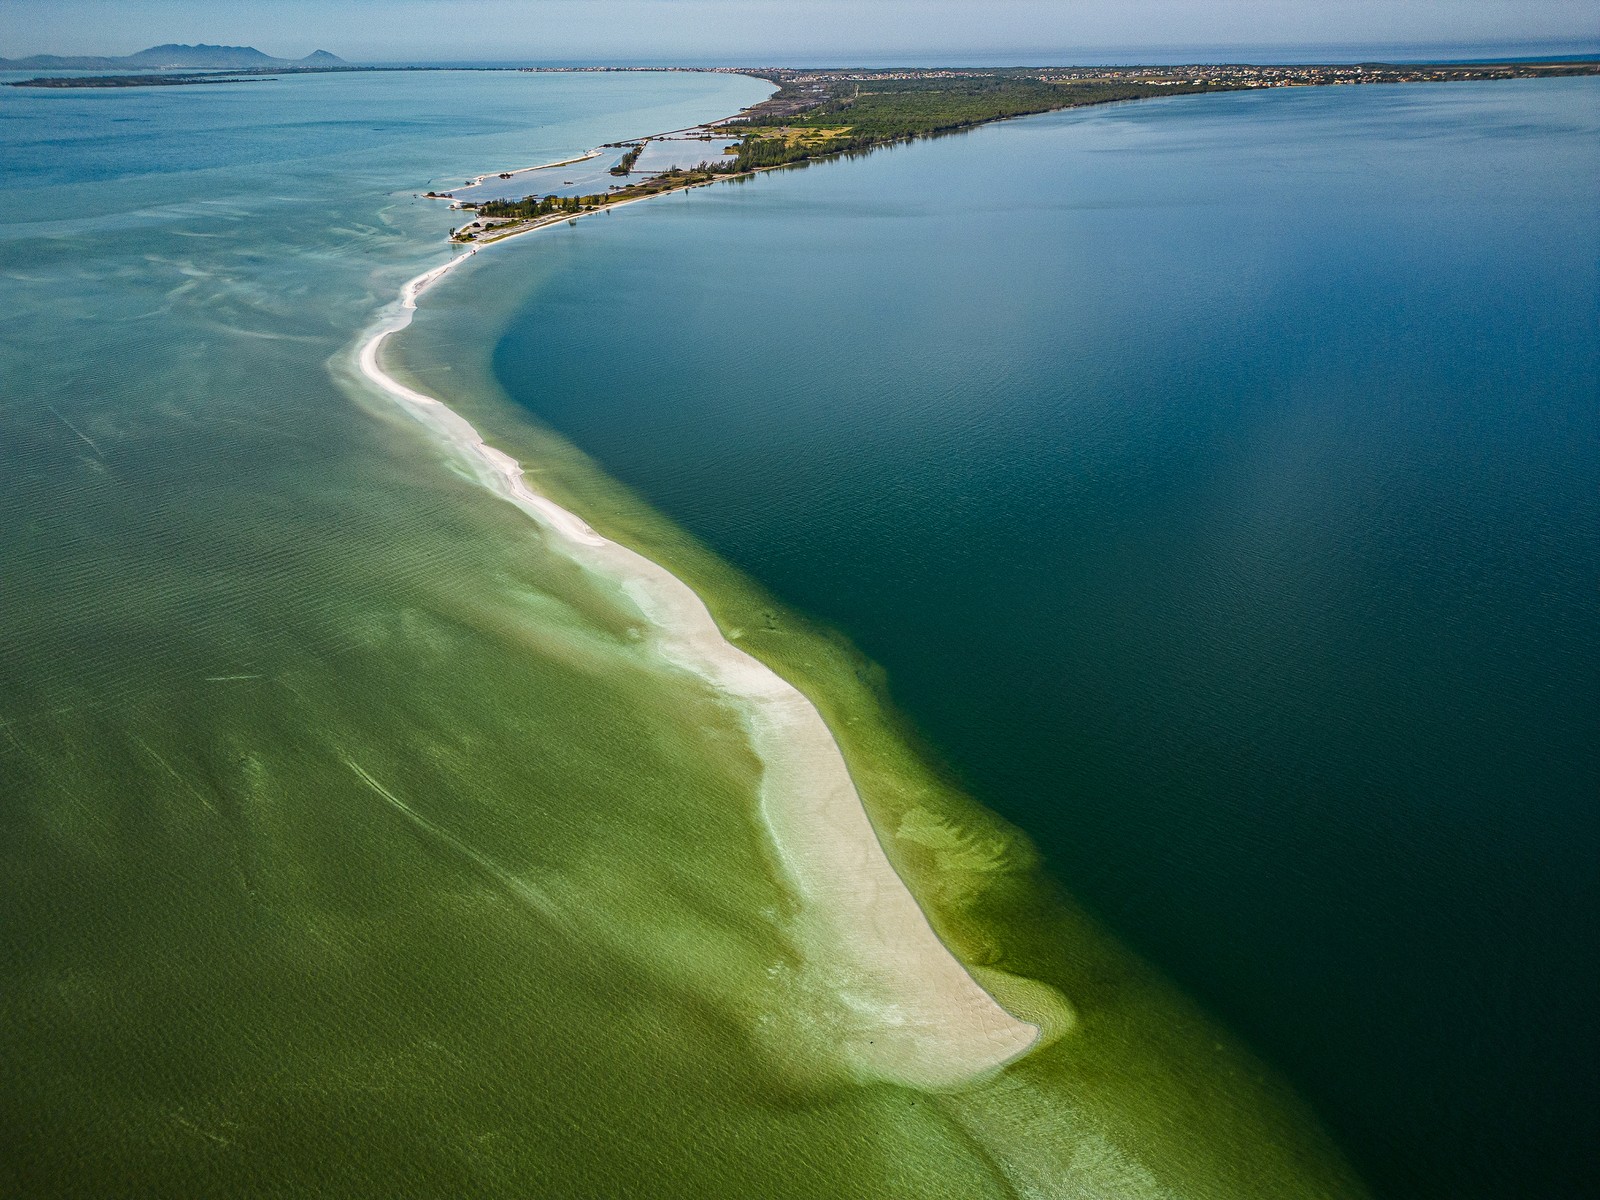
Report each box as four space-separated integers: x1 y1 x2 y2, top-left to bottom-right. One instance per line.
11 53 1597 89
524 59 1600 89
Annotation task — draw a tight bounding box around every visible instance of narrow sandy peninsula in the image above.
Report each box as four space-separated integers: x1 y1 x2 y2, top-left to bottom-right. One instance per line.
351 55 1600 1090
356 54 1600 1090
355 223 1040 1090
458 146 604 190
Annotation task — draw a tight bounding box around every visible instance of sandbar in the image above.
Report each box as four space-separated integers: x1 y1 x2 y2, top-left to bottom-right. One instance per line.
353 199 1040 1089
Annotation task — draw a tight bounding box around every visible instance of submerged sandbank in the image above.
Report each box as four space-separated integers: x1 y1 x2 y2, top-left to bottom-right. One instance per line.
355 220 1041 1089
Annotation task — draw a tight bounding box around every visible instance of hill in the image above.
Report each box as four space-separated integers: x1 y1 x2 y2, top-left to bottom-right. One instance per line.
0 44 347 70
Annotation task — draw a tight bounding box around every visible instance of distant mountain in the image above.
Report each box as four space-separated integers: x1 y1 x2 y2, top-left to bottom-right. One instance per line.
125 44 280 68
0 44 348 71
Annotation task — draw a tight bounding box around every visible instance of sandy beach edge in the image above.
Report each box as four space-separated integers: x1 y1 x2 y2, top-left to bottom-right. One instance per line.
458 146 606 189
351 197 1043 1090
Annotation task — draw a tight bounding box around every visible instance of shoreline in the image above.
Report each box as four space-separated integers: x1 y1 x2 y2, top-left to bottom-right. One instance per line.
347 58 1569 1086
457 146 605 191
355 207 1042 1089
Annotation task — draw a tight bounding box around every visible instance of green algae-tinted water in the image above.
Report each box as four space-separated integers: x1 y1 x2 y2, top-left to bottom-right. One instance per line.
472 80 1600 1200
0 69 1366 1197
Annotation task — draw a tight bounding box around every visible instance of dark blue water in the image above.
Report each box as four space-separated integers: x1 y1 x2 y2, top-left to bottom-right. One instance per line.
490 81 1600 1198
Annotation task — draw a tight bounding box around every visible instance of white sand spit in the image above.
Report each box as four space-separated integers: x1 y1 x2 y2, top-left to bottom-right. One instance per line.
352 217 1039 1089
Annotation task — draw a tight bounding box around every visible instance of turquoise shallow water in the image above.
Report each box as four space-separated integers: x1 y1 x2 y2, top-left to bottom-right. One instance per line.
481 80 1600 1199
0 65 771 763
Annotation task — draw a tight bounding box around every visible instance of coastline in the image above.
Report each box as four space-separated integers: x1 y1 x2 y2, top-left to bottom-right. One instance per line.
345 81 1399 1189
355 212 1045 1089
458 146 605 190
4 63 1417 1197
354 151 1373 1193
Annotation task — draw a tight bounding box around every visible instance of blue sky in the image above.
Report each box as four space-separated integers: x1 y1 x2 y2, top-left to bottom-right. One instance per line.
2 0 1596 63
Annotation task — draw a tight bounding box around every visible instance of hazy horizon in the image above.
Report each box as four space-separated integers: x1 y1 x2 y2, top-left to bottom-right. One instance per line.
3 0 1596 64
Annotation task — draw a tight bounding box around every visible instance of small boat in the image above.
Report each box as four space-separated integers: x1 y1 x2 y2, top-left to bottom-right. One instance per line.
563 180 574 185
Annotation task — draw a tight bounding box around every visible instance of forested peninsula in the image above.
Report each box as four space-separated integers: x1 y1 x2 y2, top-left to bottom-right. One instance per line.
445 61 1598 241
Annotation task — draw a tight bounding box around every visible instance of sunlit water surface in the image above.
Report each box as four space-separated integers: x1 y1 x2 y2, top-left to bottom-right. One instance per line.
0 67 1374 1200
471 80 1600 1200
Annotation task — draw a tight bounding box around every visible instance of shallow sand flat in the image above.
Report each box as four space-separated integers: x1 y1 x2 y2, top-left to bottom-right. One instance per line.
356 238 1040 1089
